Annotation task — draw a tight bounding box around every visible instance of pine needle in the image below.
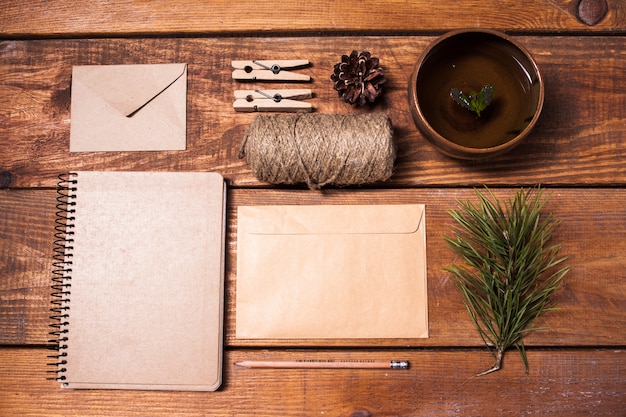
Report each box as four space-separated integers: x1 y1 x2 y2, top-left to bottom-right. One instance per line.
444 187 568 375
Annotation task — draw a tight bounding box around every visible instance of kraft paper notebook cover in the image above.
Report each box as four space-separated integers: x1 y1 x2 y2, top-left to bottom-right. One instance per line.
236 204 428 340
50 171 226 391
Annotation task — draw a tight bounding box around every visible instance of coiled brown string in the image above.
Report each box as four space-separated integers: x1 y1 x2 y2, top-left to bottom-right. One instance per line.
239 113 396 190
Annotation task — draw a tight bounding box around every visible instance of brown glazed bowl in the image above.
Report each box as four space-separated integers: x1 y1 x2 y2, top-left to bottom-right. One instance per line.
408 29 544 159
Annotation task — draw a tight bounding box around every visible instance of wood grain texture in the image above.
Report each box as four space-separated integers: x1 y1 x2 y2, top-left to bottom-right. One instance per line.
2 5 625 416
227 188 626 348
1 0 626 37
0 190 56 345
1 347 624 417
2 188 625 347
2 36 626 189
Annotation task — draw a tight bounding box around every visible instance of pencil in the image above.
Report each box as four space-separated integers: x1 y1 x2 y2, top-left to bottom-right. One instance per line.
234 360 409 369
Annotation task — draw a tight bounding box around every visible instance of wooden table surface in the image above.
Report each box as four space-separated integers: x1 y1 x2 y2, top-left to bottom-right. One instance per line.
1 1 625 416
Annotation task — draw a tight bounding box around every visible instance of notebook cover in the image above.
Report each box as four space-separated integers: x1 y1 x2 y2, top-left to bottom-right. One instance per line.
54 171 225 391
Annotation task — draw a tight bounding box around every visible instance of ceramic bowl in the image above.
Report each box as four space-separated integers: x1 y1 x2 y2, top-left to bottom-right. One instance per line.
408 29 544 159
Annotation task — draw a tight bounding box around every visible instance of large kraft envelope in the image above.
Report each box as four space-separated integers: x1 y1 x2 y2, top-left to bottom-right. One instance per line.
70 63 187 152
236 204 428 340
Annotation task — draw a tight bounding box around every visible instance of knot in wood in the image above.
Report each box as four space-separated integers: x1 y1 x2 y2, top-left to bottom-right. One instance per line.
350 411 372 417
0 171 13 188
577 0 608 26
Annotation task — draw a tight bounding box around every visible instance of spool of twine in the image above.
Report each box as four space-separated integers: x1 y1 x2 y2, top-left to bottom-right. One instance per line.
239 113 396 190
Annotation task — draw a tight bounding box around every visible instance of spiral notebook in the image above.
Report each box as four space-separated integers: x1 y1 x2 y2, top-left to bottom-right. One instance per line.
49 171 226 391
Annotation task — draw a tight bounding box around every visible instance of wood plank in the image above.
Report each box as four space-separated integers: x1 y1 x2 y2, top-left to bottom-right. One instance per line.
0 189 56 345
2 188 625 347
1 0 625 37
2 36 626 189
0 347 623 416
227 188 626 348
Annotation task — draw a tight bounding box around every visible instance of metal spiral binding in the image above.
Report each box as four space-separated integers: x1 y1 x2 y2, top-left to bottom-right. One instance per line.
47 173 77 383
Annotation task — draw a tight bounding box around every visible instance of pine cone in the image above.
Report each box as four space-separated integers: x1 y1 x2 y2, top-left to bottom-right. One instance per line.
331 50 386 106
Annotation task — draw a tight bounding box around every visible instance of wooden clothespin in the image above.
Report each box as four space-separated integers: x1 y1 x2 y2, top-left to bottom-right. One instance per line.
233 89 313 112
232 60 311 82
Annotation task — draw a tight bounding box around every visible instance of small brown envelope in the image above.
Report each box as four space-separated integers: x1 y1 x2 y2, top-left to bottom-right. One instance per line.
236 204 428 340
69 63 187 151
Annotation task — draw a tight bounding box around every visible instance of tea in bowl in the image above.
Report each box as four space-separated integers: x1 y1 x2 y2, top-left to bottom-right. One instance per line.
408 29 544 159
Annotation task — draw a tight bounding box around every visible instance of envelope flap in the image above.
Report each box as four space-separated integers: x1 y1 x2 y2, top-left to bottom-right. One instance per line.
72 63 187 117
239 204 424 235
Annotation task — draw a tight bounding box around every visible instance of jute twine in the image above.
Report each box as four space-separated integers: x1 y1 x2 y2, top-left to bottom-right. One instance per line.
239 113 396 190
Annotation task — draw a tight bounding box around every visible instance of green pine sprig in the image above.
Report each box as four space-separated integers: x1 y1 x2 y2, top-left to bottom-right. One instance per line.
444 187 568 376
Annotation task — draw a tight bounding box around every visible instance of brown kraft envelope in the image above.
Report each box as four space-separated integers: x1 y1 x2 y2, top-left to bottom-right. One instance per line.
69 63 187 152
236 204 428 340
